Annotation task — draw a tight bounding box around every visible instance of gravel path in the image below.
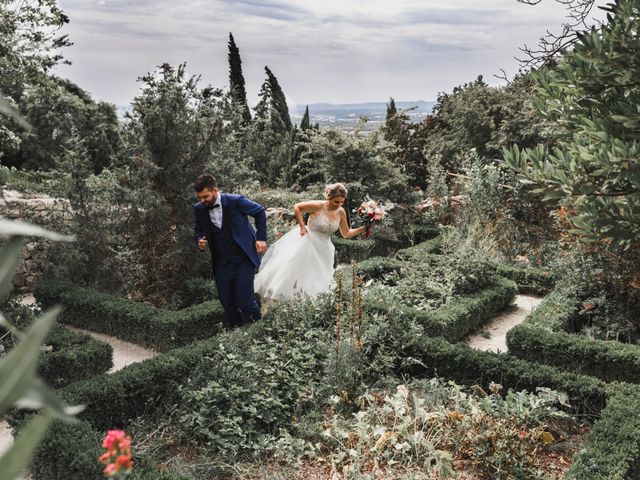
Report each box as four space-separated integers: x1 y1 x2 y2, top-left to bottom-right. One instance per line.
465 294 543 353
64 326 157 373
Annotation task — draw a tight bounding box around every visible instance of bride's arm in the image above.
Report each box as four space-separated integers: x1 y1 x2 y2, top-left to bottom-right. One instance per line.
338 208 366 239
293 201 323 236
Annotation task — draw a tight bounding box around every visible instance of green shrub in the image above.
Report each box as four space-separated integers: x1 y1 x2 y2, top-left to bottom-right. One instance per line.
34 281 225 351
170 277 217 309
59 337 224 431
355 257 403 282
30 419 103 480
494 263 555 295
38 325 112 388
366 276 517 342
1 299 112 388
507 323 640 385
403 335 608 415
333 236 375 263
567 383 640 480
29 418 191 480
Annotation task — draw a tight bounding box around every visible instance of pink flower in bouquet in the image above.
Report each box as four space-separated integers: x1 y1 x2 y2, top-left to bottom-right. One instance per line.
352 199 392 238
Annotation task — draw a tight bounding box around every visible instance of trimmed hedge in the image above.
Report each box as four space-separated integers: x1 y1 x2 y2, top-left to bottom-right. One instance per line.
60 336 222 431
34 281 225 352
39 325 112 388
367 276 517 343
404 335 608 415
507 323 640 385
355 256 403 281
394 237 443 260
493 263 555 295
567 383 640 479
29 418 190 480
334 236 376 263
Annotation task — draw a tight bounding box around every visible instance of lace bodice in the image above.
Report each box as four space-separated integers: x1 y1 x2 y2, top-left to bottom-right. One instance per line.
307 208 340 237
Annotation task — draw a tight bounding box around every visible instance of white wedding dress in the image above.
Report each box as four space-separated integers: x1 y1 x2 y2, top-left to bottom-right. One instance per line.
255 207 340 301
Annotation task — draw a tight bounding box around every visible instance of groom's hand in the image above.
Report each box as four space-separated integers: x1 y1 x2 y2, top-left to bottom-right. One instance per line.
256 241 267 254
198 236 208 251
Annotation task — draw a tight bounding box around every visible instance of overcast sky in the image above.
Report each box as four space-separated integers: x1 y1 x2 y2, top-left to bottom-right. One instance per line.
54 0 607 108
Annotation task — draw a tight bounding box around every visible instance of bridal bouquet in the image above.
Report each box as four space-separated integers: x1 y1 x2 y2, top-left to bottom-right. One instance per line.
352 199 390 237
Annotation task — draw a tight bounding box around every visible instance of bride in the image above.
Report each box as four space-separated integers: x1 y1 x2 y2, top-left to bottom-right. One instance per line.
254 183 368 301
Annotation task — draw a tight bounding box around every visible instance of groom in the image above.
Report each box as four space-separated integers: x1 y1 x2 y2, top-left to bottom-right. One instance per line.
193 174 267 328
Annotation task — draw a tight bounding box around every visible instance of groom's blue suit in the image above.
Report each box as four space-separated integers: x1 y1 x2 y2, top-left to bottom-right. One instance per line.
194 193 267 328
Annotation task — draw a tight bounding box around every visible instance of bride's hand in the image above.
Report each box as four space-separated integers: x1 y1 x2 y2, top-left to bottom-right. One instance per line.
299 225 308 237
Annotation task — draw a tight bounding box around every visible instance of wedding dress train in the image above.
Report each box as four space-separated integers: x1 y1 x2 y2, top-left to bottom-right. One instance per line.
254 207 340 301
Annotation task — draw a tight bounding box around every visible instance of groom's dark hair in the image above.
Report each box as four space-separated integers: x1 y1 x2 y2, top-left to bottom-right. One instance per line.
194 174 217 192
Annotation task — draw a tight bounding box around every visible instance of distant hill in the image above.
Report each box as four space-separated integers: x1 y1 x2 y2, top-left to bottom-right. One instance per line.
117 100 436 131
290 100 435 131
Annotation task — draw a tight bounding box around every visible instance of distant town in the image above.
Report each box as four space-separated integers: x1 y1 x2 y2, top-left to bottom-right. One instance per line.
290 100 435 131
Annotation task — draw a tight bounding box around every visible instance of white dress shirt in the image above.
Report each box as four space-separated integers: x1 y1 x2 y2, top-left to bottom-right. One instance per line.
208 195 223 229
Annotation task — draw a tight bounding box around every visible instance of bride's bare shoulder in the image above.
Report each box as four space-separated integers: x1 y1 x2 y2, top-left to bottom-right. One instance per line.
294 200 325 212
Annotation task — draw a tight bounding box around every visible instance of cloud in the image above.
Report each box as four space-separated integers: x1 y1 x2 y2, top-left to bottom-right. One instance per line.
55 0 609 106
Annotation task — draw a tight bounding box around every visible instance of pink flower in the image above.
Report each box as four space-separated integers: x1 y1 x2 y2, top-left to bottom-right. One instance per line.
99 430 133 478
103 430 127 450
373 213 382 221
115 455 133 469
357 207 363 214
366 209 374 217
103 463 118 476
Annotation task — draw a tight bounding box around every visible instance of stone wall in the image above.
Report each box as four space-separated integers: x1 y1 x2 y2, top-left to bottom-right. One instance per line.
1 189 70 292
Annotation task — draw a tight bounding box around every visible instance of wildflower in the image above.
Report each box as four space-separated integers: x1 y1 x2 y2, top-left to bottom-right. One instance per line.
99 430 133 479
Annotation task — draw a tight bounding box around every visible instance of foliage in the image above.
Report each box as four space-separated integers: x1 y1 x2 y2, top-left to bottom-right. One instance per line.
293 127 411 207
508 323 640 384
0 217 80 480
16 77 121 172
34 280 225 351
422 74 546 173
0 0 69 100
176 298 332 459
227 33 251 123
402 335 608 415
321 379 572 479
544 247 640 342
247 67 294 186
493 263 555 295
567 382 640 480
1 298 112 388
503 0 640 250
446 155 554 263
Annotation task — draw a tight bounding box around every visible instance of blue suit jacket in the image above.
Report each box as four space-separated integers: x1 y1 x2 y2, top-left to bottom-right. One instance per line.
194 193 267 267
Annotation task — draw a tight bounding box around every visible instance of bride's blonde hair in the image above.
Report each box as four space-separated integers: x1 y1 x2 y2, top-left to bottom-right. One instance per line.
325 182 348 199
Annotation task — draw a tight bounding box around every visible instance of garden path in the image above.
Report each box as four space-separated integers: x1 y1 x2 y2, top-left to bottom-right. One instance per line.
465 294 543 353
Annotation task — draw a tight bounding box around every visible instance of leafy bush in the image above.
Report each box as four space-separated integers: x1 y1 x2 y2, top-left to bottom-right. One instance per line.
1 298 113 388
403 335 608 415
567 383 640 480
34 281 225 351
493 263 555 295
170 277 217 309
333 236 375 263
28 418 191 480
176 298 333 459
321 379 574 479
508 324 640 384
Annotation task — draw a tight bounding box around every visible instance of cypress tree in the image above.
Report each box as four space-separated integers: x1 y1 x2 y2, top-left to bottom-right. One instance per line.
300 105 311 130
386 97 397 120
227 33 251 123
264 66 292 132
